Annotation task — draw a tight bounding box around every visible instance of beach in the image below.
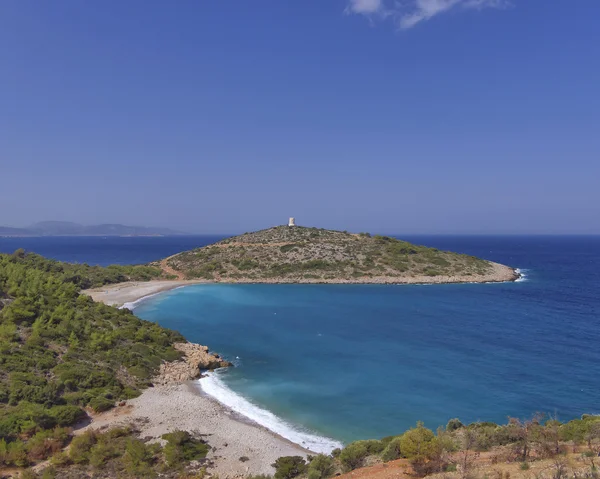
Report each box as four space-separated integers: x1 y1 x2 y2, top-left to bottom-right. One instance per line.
83 280 202 307
81 382 310 477
84 284 315 477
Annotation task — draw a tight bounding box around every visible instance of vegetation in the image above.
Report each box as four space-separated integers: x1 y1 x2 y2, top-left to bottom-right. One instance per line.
273 414 600 479
162 430 209 465
20 425 210 478
160 225 510 283
0 251 184 468
273 456 308 479
8 248 164 289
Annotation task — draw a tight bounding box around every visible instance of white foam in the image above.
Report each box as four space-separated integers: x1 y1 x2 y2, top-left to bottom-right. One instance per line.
119 291 163 310
515 268 529 282
198 372 344 454
119 285 189 311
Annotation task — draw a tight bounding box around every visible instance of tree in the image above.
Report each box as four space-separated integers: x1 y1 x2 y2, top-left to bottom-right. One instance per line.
585 420 600 453
458 428 479 479
400 422 438 464
507 415 543 462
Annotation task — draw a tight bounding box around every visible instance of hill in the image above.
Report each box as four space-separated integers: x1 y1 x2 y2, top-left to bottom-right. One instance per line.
158 225 518 284
0 251 227 475
0 221 186 237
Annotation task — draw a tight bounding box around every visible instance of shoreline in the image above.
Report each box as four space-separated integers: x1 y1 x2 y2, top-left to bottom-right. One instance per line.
81 267 523 475
81 381 313 477
84 287 339 476
82 265 521 307
83 280 205 307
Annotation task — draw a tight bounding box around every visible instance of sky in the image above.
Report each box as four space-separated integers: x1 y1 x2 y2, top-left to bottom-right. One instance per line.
1 1 599 235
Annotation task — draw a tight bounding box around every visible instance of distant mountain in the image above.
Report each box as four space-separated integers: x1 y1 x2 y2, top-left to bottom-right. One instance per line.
0 221 186 236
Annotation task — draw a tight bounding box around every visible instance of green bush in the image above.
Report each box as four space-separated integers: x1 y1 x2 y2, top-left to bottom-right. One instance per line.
121 438 156 477
162 430 209 465
273 456 308 479
69 430 97 464
399 422 438 463
381 436 403 462
50 405 87 426
307 453 335 479
89 441 121 468
339 442 369 471
88 396 114 413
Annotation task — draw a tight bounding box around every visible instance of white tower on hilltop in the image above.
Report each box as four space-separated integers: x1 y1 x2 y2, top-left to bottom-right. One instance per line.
288 217 296 227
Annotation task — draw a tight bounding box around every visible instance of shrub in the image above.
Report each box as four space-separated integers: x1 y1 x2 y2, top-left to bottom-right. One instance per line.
400 422 438 464
88 396 114 413
520 462 530 470
50 405 86 426
41 466 58 479
356 439 385 455
381 436 403 462
447 418 464 432
307 453 335 479
273 456 308 479
8 440 28 467
339 442 369 471
89 441 121 468
26 428 69 461
162 430 209 465
69 430 97 464
50 451 70 466
121 438 155 477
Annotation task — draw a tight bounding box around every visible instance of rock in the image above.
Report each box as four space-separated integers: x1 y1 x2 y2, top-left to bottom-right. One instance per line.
154 342 232 385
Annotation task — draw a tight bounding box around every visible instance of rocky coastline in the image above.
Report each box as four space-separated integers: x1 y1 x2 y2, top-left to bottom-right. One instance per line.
154 342 233 386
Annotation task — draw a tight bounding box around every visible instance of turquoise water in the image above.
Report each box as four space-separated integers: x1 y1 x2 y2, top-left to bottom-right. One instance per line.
134 236 600 449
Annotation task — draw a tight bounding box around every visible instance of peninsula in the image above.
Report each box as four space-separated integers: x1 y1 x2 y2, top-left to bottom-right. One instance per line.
153 224 518 284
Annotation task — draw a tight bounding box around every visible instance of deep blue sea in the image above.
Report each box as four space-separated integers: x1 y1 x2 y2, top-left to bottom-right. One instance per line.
0 235 225 265
3 235 599 452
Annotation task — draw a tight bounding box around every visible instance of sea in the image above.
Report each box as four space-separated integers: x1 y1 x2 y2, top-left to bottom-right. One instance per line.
2 235 599 452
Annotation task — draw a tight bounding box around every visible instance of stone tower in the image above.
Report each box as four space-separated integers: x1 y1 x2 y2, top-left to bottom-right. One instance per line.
288 217 296 227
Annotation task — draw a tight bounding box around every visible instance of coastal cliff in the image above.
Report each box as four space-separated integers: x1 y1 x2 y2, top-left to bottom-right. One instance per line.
154 342 232 385
155 225 518 284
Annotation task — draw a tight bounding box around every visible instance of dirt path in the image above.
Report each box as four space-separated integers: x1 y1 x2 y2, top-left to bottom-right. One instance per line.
159 256 185 280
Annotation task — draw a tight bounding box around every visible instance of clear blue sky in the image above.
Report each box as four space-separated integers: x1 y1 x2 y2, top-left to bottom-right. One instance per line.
1 0 599 234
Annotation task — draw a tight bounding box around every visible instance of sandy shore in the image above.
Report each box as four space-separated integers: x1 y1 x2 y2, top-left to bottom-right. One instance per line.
82 382 310 477
82 280 203 307
83 263 519 307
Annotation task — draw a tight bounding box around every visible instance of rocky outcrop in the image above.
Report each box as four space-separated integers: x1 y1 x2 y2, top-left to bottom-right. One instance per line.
154 342 232 385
